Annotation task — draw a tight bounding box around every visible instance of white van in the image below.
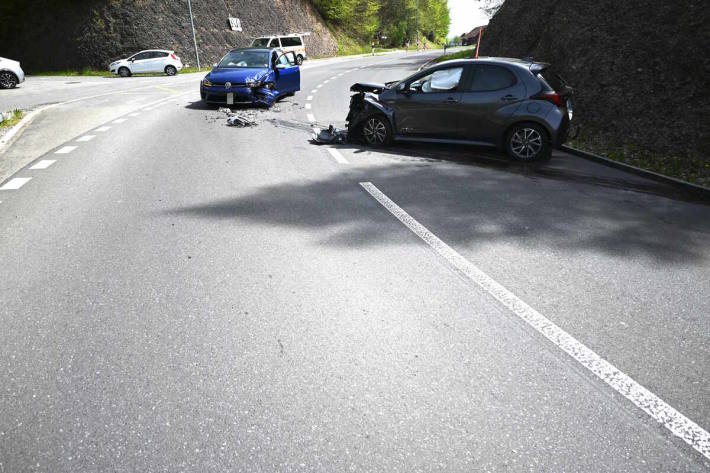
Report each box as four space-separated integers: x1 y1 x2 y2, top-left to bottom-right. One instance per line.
251 35 308 65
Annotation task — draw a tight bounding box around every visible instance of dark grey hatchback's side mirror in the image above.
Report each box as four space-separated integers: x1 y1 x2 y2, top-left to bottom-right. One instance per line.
396 82 409 94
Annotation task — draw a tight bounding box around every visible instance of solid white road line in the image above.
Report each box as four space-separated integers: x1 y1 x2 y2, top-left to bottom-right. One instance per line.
55 146 77 154
94 126 111 132
128 112 140 117
112 118 127 124
359 181 710 461
306 95 313 101
306 114 316 123
305 103 312 110
0 177 32 190
76 135 95 142
327 147 348 164
29 160 55 170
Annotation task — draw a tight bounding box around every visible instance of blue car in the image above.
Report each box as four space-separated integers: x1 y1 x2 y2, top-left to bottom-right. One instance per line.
200 47 300 107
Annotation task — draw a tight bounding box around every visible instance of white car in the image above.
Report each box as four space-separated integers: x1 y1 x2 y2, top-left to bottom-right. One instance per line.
0 57 25 89
251 35 308 65
109 50 183 77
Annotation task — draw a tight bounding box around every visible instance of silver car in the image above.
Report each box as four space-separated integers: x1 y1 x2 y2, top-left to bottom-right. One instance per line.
347 57 574 161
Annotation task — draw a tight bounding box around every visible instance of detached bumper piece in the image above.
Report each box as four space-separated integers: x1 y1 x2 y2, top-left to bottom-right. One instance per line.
201 85 278 107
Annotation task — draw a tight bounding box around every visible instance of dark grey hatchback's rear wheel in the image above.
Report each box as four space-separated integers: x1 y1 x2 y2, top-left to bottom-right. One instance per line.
165 65 177 76
361 115 392 147
118 67 131 78
505 123 550 161
296 55 304 65
0 71 18 89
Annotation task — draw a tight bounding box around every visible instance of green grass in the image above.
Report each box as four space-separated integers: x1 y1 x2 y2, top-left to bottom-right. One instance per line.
568 135 710 187
0 109 24 130
30 66 204 78
433 47 476 63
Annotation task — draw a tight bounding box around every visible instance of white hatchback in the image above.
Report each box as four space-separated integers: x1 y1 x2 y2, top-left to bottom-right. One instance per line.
109 50 183 77
0 57 25 89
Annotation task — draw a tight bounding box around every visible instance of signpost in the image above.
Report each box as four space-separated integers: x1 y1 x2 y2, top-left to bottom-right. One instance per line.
187 0 201 71
228 17 242 31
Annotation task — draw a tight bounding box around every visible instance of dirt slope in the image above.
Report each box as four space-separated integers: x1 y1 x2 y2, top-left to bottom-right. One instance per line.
480 0 709 172
0 0 337 72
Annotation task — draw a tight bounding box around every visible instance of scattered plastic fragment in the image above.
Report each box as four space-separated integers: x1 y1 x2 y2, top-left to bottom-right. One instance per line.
226 112 258 127
312 125 348 144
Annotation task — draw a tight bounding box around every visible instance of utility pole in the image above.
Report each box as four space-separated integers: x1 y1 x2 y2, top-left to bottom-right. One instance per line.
415 0 419 50
187 0 201 71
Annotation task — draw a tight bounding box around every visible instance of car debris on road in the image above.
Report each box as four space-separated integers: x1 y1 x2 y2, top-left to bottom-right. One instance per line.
219 107 258 127
312 125 348 144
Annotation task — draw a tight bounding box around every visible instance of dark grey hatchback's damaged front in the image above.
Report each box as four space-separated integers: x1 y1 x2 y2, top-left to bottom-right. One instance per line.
345 57 574 161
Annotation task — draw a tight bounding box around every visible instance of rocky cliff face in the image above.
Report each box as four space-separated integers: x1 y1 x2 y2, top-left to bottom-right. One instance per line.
0 0 337 72
480 0 709 163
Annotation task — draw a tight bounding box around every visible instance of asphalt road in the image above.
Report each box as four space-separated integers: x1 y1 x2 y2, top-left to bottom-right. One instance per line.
1 51 709 472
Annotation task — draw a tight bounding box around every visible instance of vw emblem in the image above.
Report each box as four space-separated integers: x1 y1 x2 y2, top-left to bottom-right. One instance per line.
225 82 231 89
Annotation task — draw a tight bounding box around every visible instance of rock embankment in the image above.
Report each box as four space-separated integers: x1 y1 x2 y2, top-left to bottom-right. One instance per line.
0 0 337 72
481 0 709 167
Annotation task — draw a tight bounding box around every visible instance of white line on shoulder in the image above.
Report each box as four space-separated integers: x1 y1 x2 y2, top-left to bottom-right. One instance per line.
55 146 77 154
29 160 56 170
0 177 32 190
327 148 348 164
358 181 710 461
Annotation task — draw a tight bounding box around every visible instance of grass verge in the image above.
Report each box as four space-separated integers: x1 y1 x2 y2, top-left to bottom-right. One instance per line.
0 109 24 130
433 47 476 63
30 66 204 78
568 135 710 187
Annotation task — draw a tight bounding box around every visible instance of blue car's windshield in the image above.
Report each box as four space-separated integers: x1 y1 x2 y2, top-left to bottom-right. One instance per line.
218 50 269 69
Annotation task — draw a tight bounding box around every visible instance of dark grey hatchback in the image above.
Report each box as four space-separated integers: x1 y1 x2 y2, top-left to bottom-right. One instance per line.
346 57 573 161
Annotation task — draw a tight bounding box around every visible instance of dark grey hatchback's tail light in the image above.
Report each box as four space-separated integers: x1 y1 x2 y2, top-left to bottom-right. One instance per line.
532 91 565 107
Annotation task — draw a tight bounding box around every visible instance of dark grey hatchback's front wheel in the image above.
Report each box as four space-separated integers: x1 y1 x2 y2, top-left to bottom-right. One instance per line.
505 123 550 162
361 115 392 147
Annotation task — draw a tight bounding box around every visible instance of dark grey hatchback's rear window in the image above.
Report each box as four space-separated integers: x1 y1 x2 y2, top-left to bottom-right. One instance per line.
468 65 517 91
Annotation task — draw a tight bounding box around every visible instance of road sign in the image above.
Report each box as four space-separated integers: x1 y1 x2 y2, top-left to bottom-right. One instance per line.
229 17 242 31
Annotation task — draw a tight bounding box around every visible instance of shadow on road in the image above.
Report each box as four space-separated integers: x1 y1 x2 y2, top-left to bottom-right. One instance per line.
163 152 710 264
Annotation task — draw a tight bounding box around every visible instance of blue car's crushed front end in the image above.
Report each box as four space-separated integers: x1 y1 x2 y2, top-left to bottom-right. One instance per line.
200 68 279 107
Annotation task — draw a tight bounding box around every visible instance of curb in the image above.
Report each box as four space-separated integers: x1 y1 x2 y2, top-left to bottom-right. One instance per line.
0 105 54 156
562 145 710 200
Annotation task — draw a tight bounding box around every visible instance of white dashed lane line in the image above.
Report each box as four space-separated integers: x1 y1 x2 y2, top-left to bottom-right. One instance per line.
306 114 316 123
323 80 330 84
0 177 32 190
95 126 111 132
311 89 318 94
29 160 56 170
316 84 323 88
360 181 710 461
306 95 313 101
76 135 95 142
327 147 348 164
305 104 312 110
55 146 77 154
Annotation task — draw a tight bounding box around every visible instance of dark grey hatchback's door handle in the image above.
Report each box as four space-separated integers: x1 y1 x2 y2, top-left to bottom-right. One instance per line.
445 97 459 104
502 95 519 102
